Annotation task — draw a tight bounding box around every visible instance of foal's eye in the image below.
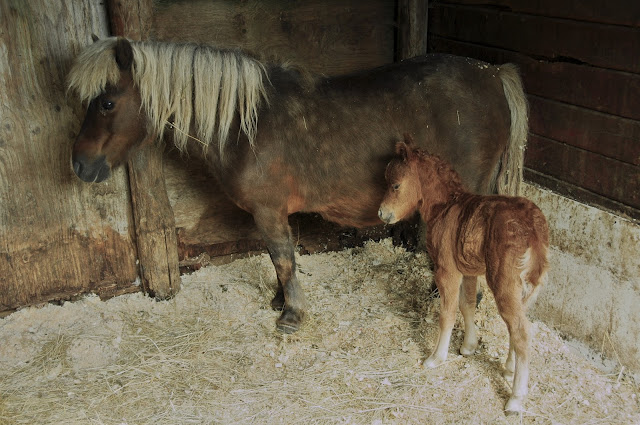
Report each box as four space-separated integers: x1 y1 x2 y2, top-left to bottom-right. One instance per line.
101 100 115 111
392 183 400 191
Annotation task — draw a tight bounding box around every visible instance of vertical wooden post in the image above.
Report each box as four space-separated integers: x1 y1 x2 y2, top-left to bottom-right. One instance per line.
107 0 181 299
396 0 429 60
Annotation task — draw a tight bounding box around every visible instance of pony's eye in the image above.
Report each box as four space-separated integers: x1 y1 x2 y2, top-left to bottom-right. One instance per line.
101 100 115 111
392 183 400 191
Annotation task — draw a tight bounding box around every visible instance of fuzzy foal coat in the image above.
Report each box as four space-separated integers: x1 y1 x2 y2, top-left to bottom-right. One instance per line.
378 139 549 414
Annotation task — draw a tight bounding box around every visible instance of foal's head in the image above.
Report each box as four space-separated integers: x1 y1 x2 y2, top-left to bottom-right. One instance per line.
378 137 424 224
379 135 458 224
68 38 148 183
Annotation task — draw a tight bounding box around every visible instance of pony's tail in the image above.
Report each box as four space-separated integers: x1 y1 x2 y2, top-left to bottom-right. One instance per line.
521 210 550 308
496 64 529 196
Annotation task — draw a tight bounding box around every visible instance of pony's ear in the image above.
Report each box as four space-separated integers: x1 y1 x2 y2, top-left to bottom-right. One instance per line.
403 133 415 147
114 38 134 71
395 141 409 160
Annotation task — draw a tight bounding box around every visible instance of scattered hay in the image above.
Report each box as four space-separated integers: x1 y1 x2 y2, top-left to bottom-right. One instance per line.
0 239 638 424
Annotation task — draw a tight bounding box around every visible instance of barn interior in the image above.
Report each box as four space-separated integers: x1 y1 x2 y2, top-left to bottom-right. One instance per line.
0 0 638 423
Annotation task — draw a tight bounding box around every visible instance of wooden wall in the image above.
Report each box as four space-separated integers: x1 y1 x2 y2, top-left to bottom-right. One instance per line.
0 1 140 314
150 0 400 264
428 0 640 221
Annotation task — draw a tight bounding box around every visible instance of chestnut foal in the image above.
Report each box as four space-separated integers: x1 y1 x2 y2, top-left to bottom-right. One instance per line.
378 136 549 414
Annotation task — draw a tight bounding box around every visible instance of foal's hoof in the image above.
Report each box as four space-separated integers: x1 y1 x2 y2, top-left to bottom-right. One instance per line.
276 308 304 334
504 396 524 415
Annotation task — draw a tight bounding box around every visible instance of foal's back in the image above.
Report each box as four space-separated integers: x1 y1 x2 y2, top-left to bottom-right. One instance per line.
428 193 549 283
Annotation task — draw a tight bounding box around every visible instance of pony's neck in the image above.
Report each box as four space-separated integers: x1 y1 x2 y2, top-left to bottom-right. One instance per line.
416 154 467 222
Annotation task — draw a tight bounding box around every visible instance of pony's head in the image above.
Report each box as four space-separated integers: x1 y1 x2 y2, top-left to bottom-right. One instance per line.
68 38 148 182
379 134 467 224
378 135 424 224
68 37 269 183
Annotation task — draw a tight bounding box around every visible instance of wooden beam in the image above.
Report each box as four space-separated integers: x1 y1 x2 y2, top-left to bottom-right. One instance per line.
106 0 181 299
396 0 429 60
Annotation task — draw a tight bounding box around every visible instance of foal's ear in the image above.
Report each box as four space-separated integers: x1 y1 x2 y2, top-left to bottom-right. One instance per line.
395 141 409 160
114 37 134 71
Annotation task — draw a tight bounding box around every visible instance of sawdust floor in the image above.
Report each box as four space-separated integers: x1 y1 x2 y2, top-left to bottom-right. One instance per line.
0 239 638 424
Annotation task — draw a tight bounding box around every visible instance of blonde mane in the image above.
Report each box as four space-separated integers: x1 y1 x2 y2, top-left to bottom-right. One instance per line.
67 38 269 157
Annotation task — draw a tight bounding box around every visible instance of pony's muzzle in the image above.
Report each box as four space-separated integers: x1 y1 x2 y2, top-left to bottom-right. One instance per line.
72 153 111 183
378 207 396 224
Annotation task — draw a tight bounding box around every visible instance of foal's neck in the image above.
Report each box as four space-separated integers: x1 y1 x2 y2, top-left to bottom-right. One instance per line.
416 155 467 223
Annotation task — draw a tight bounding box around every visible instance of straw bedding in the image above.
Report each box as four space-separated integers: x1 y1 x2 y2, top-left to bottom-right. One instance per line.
0 239 638 424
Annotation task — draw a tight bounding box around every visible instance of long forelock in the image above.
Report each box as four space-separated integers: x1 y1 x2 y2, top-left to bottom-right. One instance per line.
68 38 269 157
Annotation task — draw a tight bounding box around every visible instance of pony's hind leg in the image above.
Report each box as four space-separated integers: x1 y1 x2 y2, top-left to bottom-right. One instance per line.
253 208 308 333
459 275 479 356
488 267 532 415
424 268 463 368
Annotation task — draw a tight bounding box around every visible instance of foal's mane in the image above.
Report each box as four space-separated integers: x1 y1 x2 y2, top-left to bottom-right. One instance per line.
410 148 467 202
67 38 269 157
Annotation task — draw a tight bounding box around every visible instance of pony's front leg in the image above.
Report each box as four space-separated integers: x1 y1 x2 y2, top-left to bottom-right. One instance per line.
253 209 308 333
424 268 462 368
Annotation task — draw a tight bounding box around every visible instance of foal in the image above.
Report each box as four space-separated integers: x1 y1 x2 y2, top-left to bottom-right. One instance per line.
378 136 549 414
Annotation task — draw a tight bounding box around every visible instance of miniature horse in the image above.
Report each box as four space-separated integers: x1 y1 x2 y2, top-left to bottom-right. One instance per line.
67 37 528 334
378 136 549 414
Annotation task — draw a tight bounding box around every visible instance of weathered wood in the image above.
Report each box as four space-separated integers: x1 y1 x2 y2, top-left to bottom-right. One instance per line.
435 0 640 27
428 37 640 121
0 0 139 312
525 134 640 209
529 96 640 166
429 3 640 73
107 0 180 298
396 0 429 60
151 0 396 75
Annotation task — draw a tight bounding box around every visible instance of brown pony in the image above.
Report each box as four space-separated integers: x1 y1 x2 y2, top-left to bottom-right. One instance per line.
67 37 528 334
378 135 549 414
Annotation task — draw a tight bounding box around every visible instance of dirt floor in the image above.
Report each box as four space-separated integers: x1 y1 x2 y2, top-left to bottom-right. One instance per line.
0 239 638 424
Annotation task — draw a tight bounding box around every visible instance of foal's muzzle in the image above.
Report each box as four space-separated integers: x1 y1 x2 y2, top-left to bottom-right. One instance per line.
72 153 111 183
378 207 396 224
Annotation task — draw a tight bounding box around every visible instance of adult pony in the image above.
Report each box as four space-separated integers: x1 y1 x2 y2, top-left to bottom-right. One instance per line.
67 37 528 333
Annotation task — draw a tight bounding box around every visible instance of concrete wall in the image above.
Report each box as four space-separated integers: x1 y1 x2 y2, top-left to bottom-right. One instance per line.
522 183 640 379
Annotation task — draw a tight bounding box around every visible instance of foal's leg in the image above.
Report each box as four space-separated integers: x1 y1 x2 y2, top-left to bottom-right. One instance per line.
459 275 479 356
424 267 462 368
488 268 531 414
253 208 308 333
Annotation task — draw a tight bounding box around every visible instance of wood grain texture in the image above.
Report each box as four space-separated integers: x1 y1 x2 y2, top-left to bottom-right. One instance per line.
0 0 138 312
396 0 429 60
429 3 640 73
107 0 181 299
435 0 640 27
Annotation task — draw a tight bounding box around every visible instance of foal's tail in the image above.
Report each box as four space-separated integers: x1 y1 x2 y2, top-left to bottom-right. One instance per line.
496 64 529 196
521 210 550 308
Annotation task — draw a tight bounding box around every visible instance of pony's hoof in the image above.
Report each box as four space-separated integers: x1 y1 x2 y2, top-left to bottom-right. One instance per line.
460 345 476 356
276 309 304 334
423 355 445 368
504 396 524 415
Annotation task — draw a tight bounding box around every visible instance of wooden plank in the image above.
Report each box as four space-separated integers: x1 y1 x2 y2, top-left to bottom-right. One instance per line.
151 0 396 76
525 135 640 209
428 37 640 121
429 3 640 73
396 0 429 60
434 0 640 27
529 96 640 166
107 0 181 299
0 0 139 312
